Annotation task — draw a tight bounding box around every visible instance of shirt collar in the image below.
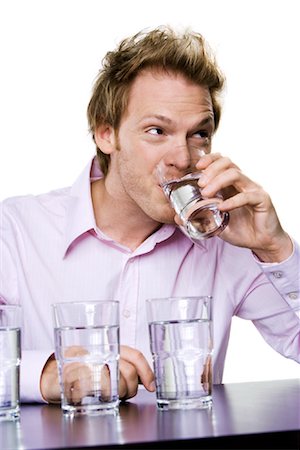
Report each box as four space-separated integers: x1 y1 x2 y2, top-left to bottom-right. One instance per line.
62 157 100 256
62 156 204 257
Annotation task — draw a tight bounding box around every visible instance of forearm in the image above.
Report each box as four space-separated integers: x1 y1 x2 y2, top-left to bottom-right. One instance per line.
253 231 294 264
237 281 300 363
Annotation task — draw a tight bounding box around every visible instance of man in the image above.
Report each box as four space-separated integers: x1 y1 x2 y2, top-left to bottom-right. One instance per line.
1 26 299 403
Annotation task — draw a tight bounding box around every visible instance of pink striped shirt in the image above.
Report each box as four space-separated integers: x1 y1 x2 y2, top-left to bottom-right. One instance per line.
1 157 299 402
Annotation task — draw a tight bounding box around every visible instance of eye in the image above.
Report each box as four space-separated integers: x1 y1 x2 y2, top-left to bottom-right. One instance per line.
147 127 164 135
189 131 211 152
193 130 210 139
190 130 212 147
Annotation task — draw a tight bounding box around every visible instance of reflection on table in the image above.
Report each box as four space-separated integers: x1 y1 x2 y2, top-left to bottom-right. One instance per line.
0 379 299 449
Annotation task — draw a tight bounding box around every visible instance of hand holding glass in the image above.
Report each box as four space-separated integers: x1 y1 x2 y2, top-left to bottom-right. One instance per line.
156 147 229 240
52 301 119 416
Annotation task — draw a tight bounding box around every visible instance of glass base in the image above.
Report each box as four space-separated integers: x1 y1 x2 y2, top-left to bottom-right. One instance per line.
0 406 20 421
62 401 120 417
185 206 229 240
157 395 212 411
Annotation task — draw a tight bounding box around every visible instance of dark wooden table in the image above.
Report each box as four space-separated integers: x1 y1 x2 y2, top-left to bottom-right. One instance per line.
0 379 299 449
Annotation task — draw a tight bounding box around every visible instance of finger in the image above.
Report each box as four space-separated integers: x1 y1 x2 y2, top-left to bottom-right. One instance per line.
70 378 91 404
118 359 138 399
64 365 91 402
118 372 129 399
62 362 92 402
174 213 183 226
197 155 240 185
200 167 258 198
63 361 91 380
197 156 239 193
64 362 113 403
195 152 222 170
40 355 61 403
218 189 269 212
99 364 112 401
64 345 89 358
201 356 212 394
120 346 155 392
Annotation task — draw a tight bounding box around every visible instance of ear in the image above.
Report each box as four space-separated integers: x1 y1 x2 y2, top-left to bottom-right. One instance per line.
94 124 116 155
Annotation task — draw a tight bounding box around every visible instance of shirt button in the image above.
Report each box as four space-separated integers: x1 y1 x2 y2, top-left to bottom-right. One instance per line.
272 271 283 279
123 309 131 318
288 292 299 300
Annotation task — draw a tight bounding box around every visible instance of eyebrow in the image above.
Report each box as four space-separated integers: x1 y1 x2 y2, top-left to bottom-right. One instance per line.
140 114 172 124
196 116 215 128
140 114 214 128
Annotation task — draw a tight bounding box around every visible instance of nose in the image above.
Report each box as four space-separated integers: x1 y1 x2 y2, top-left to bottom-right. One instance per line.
168 144 205 170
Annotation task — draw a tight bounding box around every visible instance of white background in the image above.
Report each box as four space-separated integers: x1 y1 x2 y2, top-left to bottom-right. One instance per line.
0 0 299 382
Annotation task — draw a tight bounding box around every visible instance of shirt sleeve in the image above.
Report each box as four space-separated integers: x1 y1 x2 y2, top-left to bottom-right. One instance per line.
0 203 19 304
1 201 50 403
255 238 300 312
21 350 53 403
235 240 300 363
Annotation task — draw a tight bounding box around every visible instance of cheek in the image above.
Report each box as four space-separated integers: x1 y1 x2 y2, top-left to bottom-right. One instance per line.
118 150 155 189
116 158 152 205
116 149 175 220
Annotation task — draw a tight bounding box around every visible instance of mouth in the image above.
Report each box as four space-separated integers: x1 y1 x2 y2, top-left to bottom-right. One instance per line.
154 183 165 196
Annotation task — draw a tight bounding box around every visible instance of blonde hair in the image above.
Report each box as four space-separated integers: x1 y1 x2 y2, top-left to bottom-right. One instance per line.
87 26 225 175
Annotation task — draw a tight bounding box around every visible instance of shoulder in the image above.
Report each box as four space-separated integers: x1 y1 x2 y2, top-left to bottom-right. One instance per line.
1 187 71 226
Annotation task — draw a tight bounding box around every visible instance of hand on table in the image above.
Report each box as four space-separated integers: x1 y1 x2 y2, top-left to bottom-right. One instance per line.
40 345 155 404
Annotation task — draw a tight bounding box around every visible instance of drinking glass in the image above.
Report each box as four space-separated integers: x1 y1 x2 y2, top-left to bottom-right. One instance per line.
52 301 120 416
147 296 213 410
0 305 22 421
156 147 229 240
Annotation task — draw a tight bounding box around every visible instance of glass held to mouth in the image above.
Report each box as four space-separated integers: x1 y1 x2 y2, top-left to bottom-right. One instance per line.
156 147 229 240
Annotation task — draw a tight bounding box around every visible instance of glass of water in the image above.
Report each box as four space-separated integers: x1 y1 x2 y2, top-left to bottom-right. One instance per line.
0 304 22 421
156 147 229 240
52 301 120 416
147 296 213 410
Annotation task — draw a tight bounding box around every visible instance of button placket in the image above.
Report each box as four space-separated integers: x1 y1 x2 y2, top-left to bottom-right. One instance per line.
118 256 139 347
272 271 283 279
122 309 131 318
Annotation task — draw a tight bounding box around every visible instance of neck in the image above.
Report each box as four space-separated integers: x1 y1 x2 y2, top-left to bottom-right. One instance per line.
91 179 162 251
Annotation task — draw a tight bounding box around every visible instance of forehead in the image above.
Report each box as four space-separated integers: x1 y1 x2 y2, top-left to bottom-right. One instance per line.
125 69 213 117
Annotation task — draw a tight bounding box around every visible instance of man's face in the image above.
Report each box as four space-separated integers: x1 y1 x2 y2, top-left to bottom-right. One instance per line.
106 69 215 224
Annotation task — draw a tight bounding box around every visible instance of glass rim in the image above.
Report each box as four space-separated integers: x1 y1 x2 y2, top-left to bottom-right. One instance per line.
146 295 212 303
52 300 119 308
0 304 22 310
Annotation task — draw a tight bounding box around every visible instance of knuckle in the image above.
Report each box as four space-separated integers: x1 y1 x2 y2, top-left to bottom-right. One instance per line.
223 156 232 166
126 384 138 399
118 376 128 399
227 166 240 179
133 349 144 363
120 361 137 382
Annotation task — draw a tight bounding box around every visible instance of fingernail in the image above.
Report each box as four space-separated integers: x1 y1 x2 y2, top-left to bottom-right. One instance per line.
198 173 208 187
149 381 156 391
201 187 210 196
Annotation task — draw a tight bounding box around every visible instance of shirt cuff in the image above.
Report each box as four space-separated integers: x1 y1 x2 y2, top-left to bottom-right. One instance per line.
20 349 53 403
253 239 300 308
